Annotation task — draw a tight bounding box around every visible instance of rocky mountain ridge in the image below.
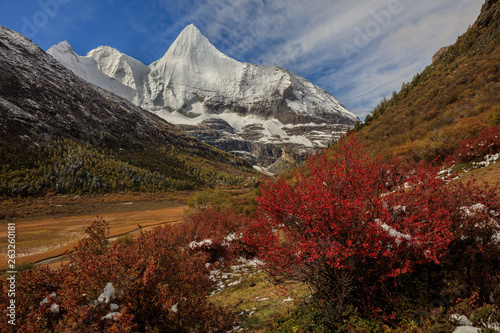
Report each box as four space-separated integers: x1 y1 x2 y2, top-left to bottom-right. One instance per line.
47 24 358 168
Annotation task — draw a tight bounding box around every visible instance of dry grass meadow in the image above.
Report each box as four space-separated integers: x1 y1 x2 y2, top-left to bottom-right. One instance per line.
0 192 191 269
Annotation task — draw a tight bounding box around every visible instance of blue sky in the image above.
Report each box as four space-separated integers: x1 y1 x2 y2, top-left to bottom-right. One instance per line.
0 0 484 118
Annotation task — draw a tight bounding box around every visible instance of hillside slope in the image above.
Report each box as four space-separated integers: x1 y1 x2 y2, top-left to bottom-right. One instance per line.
354 0 499 163
0 26 254 197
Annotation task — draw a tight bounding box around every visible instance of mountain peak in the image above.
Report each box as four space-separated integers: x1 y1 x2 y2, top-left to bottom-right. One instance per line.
178 24 204 42
183 23 202 35
164 24 219 59
86 45 148 71
87 45 122 58
47 40 74 55
86 44 150 94
150 23 241 95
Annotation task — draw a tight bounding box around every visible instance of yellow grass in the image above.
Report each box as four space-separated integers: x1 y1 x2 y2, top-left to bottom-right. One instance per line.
456 161 500 186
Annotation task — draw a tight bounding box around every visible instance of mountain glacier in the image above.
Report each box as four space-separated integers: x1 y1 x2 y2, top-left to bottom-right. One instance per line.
47 24 358 168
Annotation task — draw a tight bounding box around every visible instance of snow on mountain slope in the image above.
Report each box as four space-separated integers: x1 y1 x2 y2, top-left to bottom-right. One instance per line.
86 46 151 104
47 24 358 169
145 25 354 124
146 24 245 111
46 42 137 102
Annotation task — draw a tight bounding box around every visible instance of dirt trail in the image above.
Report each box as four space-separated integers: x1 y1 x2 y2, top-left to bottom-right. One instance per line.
0 204 188 270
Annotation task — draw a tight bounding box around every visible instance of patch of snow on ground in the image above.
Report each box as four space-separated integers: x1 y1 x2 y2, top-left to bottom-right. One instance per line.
453 327 479 333
450 313 500 332
40 291 57 306
97 282 115 304
222 233 243 247
450 314 474 326
50 304 60 314
376 218 412 246
39 292 60 313
209 257 264 295
460 203 486 217
437 166 454 180
189 238 213 249
101 312 122 321
474 153 499 168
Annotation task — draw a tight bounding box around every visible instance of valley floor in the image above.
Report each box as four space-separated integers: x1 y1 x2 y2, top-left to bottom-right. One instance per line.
0 188 255 270
0 161 498 331
0 199 189 270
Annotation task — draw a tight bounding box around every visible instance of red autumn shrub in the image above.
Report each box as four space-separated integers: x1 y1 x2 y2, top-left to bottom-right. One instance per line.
182 207 256 265
0 218 237 332
246 138 500 325
454 123 500 163
433 180 500 303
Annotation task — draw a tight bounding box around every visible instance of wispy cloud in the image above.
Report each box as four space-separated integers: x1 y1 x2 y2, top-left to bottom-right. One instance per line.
323 0 484 116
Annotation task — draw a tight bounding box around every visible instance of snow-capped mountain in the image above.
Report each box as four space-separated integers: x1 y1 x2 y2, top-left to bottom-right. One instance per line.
48 24 358 168
46 41 138 103
0 25 252 188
